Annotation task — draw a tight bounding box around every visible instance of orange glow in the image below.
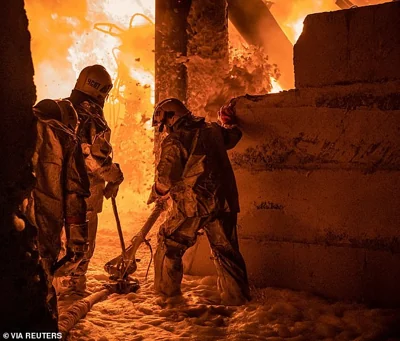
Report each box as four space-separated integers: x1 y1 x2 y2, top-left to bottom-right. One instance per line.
269 0 391 44
25 0 391 214
270 78 283 94
25 0 156 213
269 1 339 44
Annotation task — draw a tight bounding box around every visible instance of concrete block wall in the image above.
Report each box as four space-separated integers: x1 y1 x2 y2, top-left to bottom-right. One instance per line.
183 1 400 307
233 84 400 307
294 2 400 88
184 83 400 307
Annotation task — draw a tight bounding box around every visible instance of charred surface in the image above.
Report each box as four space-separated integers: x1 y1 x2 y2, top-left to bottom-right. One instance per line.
186 0 229 118
155 0 192 103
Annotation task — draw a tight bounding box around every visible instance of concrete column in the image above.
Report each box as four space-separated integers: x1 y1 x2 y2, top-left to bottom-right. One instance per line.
186 0 229 118
155 0 192 103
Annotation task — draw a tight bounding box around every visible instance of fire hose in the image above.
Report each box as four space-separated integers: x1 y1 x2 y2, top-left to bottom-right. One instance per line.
58 197 166 337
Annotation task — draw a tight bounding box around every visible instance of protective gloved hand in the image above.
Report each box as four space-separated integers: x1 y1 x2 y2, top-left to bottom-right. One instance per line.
147 183 170 205
104 181 120 199
218 104 237 127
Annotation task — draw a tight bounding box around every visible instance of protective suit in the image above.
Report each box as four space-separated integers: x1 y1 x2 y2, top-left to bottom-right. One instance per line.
67 99 123 293
29 99 90 321
150 99 250 305
62 64 123 295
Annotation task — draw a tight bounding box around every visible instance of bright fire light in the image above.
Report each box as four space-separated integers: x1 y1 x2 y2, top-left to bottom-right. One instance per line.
25 0 391 212
287 17 306 43
270 78 283 94
25 0 156 213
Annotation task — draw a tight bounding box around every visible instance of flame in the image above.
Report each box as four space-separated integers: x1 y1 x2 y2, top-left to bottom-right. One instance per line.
287 17 306 44
26 0 156 213
25 0 392 216
98 0 155 26
270 78 283 94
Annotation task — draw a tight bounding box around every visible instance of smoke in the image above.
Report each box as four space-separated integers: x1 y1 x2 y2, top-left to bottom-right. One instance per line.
205 45 278 116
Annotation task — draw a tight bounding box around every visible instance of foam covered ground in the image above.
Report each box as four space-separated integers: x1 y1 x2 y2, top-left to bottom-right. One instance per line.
59 209 400 341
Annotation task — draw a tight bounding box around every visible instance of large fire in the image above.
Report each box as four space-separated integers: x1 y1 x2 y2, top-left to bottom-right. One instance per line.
24 0 389 214
25 0 156 214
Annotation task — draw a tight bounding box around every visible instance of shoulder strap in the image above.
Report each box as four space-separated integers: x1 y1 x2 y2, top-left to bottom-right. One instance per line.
55 99 79 133
182 128 200 178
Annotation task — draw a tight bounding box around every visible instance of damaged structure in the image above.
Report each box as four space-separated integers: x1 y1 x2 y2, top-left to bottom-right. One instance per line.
155 0 229 119
155 0 292 119
183 1 400 308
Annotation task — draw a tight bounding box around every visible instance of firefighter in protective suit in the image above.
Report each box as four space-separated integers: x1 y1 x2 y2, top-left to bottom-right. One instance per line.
29 99 90 324
63 64 124 296
149 98 250 305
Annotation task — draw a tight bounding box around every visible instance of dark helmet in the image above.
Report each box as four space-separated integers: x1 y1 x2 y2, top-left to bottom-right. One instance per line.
152 98 191 132
73 65 113 105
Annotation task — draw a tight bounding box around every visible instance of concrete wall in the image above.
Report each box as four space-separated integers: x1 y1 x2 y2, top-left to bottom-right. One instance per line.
184 2 400 308
294 2 400 88
185 83 400 307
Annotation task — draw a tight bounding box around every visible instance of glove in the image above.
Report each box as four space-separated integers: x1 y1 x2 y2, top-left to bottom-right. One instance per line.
218 104 237 127
104 181 120 199
147 183 170 205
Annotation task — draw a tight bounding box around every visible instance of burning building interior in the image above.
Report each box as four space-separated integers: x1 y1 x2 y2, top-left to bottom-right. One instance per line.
0 0 399 339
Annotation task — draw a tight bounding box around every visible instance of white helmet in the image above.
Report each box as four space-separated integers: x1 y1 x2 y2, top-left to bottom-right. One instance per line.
74 65 113 105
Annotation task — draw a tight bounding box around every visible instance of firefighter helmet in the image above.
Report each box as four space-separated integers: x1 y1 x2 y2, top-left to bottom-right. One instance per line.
73 65 113 105
152 98 191 131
